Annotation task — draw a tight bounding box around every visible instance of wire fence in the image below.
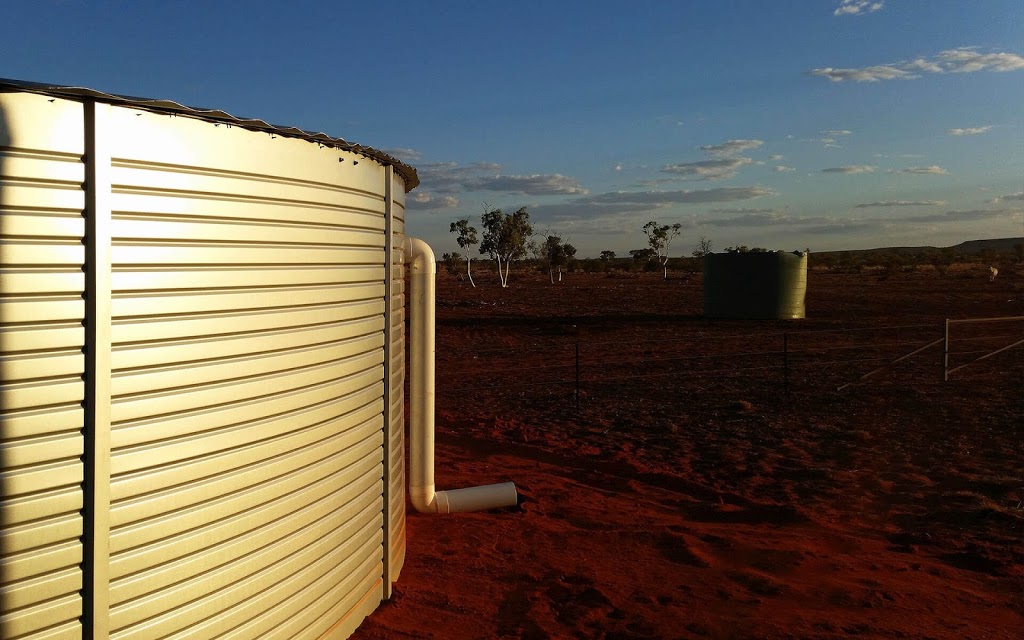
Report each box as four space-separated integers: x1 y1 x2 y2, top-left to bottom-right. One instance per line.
436 317 1024 409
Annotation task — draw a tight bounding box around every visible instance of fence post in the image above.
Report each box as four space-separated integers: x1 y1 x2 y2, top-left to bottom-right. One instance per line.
783 332 789 398
574 326 580 412
943 318 949 382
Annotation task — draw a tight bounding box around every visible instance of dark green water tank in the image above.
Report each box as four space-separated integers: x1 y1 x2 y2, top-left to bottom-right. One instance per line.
703 251 808 319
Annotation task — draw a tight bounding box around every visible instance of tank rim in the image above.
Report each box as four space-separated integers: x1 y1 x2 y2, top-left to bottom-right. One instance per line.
0 77 419 191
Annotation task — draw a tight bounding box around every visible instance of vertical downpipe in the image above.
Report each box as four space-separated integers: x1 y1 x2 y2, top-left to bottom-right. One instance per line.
405 238 518 513
83 100 113 639
381 165 394 599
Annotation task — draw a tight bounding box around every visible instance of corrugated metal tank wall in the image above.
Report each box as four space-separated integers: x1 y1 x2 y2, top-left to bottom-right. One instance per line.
703 251 808 320
0 91 89 640
386 169 407 592
0 89 409 640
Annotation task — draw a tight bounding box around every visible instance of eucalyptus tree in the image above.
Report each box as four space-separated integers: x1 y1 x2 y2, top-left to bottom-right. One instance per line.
692 235 713 258
643 220 683 279
448 218 478 287
479 206 533 288
543 235 577 283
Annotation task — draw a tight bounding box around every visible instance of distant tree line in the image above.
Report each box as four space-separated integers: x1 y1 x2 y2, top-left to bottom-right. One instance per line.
445 206 579 287
443 211 1023 284
444 214 727 282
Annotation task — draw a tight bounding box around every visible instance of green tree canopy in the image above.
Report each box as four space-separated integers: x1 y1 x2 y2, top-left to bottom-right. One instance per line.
479 206 533 287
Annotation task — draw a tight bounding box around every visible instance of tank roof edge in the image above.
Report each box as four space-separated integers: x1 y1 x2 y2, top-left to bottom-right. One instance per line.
0 77 419 192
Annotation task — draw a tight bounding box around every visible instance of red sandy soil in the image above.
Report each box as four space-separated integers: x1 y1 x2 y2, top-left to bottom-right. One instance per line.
356 264 1024 640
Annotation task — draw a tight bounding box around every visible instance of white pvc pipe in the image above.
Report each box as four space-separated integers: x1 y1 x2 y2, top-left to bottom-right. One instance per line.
403 237 518 514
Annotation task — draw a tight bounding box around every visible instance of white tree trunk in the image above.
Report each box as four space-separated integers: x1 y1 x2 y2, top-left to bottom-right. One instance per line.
467 256 476 287
661 255 669 280
549 268 554 284
496 255 511 288
495 256 505 287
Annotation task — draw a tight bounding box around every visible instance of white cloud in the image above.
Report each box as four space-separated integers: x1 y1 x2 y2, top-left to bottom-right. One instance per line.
657 138 765 182
822 165 877 174
699 139 764 157
774 165 796 173
662 157 753 181
577 186 776 205
874 153 926 159
810 65 915 83
769 154 784 161
938 47 1024 73
903 58 944 74
613 163 623 172
417 161 502 194
888 165 949 175
810 47 1024 82
416 162 587 196
408 192 460 210
384 147 421 162
796 131 850 148
900 208 1022 223
834 0 884 16
524 187 777 235
855 200 947 208
989 192 1024 203
947 126 992 136
701 212 794 228
708 207 780 214
632 177 687 188
467 174 589 195
527 202 674 230
794 208 1022 237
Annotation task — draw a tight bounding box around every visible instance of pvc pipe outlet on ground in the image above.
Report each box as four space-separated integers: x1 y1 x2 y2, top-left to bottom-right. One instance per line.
404 237 519 514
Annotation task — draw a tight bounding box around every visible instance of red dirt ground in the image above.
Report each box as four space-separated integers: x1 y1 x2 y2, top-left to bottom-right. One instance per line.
355 264 1024 640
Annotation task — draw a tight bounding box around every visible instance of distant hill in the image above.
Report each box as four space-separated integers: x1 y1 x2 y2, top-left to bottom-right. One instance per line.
950 237 1024 255
820 237 1024 259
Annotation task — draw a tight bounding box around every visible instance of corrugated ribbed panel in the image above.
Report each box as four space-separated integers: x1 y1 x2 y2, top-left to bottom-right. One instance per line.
101 106 387 639
387 176 407 585
0 93 86 640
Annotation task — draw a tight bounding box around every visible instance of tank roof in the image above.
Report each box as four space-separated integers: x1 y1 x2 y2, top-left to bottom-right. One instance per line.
0 77 419 191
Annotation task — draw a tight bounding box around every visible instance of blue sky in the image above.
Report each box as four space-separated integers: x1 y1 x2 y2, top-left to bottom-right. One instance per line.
2 0 1022 257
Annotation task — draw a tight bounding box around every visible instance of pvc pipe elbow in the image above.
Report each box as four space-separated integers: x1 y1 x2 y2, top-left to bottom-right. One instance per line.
403 236 435 276
409 484 438 514
409 483 518 514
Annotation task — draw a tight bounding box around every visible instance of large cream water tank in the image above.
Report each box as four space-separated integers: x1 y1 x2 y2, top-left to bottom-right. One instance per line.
0 79 512 640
